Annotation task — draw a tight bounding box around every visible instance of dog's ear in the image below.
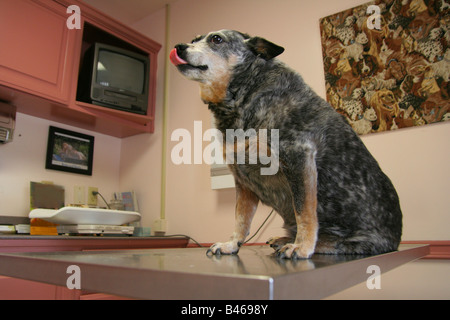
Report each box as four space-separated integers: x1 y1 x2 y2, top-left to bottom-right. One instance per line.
245 37 284 60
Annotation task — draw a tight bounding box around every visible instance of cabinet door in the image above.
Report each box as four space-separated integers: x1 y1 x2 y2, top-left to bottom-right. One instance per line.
0 0 78 103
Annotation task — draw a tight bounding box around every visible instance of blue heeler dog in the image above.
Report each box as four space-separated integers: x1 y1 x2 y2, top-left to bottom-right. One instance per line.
170 30 402 259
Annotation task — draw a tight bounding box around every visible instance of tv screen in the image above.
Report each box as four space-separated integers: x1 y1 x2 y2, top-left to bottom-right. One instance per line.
77 43 150 115
96 49 145 94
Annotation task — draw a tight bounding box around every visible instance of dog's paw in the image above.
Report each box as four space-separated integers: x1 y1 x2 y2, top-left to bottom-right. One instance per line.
276 243 314 259
206 241 240 256
266 236 292 251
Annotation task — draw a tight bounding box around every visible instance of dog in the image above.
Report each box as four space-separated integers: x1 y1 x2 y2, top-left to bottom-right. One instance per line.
369 89 400 132
170 30 402 259
352 54 379 78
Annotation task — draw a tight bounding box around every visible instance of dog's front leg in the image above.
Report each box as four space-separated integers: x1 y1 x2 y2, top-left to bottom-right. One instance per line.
278 144 318 259
207 183 259 255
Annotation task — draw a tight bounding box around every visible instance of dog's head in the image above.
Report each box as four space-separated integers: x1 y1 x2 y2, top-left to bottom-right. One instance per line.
353 54 378 78
170 30 284 103
370 89 399 116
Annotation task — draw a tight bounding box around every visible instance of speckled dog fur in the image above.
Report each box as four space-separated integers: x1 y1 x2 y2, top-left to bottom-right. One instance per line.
171 30 402 259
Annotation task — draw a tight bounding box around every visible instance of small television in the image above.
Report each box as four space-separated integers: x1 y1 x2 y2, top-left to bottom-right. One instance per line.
78 43 150 115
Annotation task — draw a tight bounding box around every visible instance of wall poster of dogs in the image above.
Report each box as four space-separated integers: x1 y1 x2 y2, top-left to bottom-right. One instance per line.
319 0 449 135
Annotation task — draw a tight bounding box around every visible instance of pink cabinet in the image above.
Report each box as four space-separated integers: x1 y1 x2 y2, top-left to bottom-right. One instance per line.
0 0 77 103
0 276 81 300
0 0 161 138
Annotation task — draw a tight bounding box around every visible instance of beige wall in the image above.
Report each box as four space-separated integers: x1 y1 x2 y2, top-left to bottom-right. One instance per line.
122 0 449 299
3 0 448 241
125 0 450 242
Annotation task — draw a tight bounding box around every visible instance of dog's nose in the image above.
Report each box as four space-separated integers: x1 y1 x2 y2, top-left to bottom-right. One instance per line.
175 43 188 54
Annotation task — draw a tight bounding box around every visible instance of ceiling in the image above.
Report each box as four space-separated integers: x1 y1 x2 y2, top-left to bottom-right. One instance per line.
83 0 177 25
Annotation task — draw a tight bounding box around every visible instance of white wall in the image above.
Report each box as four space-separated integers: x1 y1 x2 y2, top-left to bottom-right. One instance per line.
0 113 121 216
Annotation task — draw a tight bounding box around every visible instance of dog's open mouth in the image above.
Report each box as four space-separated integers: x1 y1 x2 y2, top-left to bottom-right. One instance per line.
383 103 394 111
170 48 208 71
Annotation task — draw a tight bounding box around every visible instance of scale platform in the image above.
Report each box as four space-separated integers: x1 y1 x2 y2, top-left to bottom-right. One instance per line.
57 224 134 235
29 207 140 236
29 207 141 225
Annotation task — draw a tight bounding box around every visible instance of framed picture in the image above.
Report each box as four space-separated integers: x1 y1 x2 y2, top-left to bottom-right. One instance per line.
46 126 94 175
319 0 449 135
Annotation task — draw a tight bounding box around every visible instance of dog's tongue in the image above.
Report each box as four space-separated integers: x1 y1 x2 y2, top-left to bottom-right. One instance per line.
170 48 188 66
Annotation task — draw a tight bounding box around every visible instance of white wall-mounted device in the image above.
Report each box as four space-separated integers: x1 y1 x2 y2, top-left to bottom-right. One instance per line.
0 102 16 143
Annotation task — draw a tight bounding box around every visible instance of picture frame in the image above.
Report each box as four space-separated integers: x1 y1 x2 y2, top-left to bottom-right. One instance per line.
46 126 94 175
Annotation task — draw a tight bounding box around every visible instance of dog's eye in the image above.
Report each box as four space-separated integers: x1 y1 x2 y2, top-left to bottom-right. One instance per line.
210 35 223 44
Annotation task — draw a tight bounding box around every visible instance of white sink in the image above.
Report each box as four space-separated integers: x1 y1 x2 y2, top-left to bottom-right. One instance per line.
29 207 141 225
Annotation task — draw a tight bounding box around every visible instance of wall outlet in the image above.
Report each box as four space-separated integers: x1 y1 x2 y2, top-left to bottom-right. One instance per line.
88 187 98 206
73 186 85 205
